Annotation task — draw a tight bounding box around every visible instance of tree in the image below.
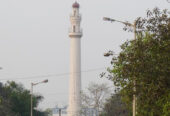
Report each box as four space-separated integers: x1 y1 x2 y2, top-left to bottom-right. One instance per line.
0 81 48 116
100 93 129 116
0 82 19 116
105 8 170 116
45 108 53 116
81 82 111 113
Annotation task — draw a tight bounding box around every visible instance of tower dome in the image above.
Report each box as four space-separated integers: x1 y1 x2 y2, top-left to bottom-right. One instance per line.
72 2 79 8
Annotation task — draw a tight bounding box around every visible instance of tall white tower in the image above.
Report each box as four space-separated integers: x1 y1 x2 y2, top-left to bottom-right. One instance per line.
68 2 82 116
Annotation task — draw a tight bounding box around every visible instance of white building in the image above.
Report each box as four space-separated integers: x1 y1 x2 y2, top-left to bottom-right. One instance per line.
52 107 67 116
52 107 98 116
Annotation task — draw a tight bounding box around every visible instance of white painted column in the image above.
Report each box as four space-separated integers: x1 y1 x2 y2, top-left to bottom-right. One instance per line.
68 2 82 116
69 38 81 116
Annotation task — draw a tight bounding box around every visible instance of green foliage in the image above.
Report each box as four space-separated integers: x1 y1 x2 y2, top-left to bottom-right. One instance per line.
162 93 170 116
0 81 48 116
0 82 19 116
45 108 53 116
100 93 129 116
106 8 170 116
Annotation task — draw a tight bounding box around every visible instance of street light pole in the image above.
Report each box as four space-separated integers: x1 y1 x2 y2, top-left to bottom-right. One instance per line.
133 20 137 116
31 83 33 116
103 17 137 116
30 79 48 116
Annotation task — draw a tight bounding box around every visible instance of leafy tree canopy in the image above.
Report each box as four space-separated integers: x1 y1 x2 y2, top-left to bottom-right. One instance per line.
100 93 129 116
0 81 48 116
105 8 170 116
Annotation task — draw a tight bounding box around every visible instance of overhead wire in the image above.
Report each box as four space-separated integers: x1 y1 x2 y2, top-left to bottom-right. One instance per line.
0 67 106 81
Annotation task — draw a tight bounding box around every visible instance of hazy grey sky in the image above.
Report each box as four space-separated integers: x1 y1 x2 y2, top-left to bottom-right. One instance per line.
0 0 169 109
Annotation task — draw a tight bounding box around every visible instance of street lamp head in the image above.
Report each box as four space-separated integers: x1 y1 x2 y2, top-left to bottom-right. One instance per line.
103 17 112 21
104 51 113 57
104 53 110 57
103 17 115 22
43 79 48 83
103 17 110 21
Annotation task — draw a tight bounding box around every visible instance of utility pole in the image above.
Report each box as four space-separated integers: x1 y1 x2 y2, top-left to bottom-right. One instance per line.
30 79 48 116
31 83 33 116
59 109 61 116
133 20 137 116
103 17 137 116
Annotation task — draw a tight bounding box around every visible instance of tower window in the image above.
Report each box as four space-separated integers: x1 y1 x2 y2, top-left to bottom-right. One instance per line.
73 26 76 32
74 10 76 16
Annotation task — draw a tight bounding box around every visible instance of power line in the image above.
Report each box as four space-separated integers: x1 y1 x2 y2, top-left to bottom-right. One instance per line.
0 67 105 81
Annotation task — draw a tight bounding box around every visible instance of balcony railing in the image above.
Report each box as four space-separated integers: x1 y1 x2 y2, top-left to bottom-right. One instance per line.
70 14 81 20
69 28 83 37
69 28 83 33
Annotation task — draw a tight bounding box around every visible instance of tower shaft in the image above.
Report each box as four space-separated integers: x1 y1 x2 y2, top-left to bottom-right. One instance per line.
68 2 82 116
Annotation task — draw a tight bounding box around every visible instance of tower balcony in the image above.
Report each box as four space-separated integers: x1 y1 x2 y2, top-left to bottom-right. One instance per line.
70 14 81 20
69 29 83 38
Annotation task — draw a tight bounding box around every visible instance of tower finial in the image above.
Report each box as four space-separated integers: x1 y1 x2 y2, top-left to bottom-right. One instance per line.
72 1 79 8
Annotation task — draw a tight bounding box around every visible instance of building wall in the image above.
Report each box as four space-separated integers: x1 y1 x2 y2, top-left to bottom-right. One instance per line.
52 107 98 116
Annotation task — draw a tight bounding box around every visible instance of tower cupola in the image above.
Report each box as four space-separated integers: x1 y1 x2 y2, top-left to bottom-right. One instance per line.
72 2 79 8
69 1 82 38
